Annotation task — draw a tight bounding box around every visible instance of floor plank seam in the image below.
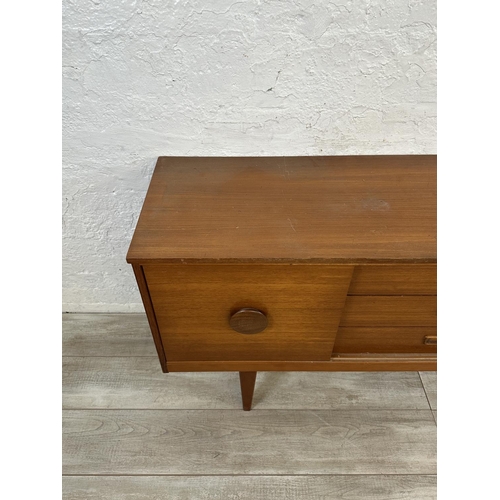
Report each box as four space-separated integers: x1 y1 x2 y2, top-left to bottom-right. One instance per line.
62 355 159 358
418 372 437 424
62 408 436 412
62 473 438 477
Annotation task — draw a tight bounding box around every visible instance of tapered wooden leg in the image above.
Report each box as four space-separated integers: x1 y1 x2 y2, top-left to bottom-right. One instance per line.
239 371 257 411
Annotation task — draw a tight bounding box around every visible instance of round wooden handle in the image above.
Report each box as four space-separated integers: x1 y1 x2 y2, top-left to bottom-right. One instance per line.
229 308 268 334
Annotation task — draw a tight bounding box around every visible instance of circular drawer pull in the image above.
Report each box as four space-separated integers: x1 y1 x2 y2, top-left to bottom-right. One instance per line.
229 308 268 334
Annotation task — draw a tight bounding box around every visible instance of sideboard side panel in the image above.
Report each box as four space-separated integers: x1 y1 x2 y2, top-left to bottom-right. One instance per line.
132 264 168 372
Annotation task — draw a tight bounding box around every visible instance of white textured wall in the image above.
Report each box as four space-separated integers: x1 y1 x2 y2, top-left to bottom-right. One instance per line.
62 0 436 312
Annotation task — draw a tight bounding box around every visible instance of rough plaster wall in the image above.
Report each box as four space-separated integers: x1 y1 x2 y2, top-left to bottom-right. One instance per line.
62 0 436 312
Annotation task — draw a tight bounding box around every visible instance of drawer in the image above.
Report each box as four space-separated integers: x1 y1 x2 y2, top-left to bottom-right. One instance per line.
339 296 437 327
348 265 436 295
143 264 353 362
333 327 437 354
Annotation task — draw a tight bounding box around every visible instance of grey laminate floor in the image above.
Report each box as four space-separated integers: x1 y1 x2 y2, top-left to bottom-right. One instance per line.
62 314 437 500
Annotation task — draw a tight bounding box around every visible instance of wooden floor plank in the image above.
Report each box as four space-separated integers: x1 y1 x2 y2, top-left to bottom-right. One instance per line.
63 410 436 475
63 475 437 500
419 371 437 410
63 314 155 357
63 357 431 410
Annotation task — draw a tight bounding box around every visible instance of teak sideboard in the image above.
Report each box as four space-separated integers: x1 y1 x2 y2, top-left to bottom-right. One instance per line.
127 156 437 410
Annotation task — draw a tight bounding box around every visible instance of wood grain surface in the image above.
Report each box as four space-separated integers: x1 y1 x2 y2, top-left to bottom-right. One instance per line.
239 371 257 410
333 327 437 354
132 264 167 372
144 264 353 361
420 371 437 410
62 409 436 475
340 296 437 327
62 357 431 410
63 475 438 500
126 156 437 263
348 264 437 295
62 313 436 498
167 356 437 372
62 314 156 357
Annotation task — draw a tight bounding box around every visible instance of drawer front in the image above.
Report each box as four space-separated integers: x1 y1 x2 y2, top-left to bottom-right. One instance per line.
333 327 437 354
143 264 353 362
339 296 437 327
348 265 436 295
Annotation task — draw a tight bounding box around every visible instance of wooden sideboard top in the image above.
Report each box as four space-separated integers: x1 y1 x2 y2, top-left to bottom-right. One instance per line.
126 155 436 264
